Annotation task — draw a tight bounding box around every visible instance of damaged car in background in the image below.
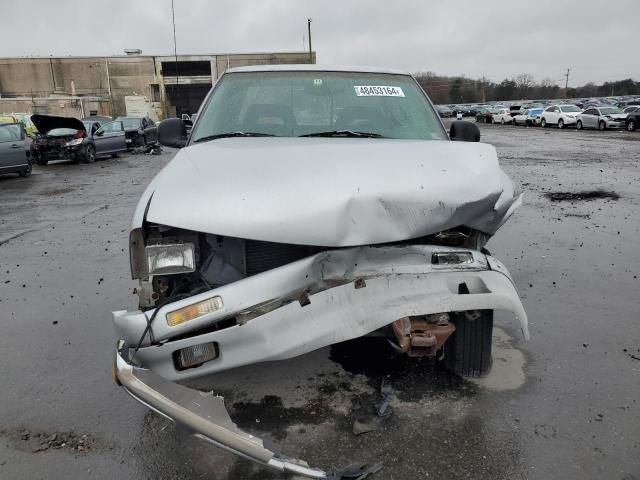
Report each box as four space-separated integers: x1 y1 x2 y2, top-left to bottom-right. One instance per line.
112 65 528 478
31 115 129 164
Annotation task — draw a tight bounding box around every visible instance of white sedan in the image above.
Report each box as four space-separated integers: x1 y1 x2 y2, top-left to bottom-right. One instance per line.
540 104 582 129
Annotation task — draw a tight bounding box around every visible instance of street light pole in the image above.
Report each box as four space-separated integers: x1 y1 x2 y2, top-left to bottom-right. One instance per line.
307 18 313 63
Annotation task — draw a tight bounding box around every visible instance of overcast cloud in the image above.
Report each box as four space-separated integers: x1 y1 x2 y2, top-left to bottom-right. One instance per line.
1 0 638 86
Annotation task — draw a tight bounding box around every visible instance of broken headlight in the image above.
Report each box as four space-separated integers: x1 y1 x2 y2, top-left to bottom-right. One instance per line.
146 243 196 275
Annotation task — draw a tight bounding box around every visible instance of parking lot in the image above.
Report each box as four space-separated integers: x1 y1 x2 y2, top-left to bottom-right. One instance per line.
1 123 639 479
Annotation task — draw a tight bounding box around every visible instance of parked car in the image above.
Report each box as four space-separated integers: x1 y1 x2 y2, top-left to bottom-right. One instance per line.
112 65 528 478
113 116 157 149
623 106 640 114
492 108 513 124
540 104 582 128
0 122 31 177
512 108 544 126
475 107 493 123
31 115 129 165
625 109 640 131
436 105 453 118
0 115 19 125
576 107 627 130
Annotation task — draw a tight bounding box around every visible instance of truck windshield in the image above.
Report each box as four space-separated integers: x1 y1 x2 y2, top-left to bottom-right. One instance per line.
191 71 446 142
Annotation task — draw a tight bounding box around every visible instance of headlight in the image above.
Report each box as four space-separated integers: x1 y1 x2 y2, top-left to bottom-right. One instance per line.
65 138 83 147
145 243 195 275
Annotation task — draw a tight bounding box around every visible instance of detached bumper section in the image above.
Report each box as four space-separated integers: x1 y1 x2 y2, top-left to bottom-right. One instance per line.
115 344 329 478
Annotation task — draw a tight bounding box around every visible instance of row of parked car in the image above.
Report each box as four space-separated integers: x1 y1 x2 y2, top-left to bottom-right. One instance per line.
475 104 639 131
0 114 158 179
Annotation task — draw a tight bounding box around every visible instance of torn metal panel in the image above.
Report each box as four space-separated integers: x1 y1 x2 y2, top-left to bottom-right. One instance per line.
138 138 521 246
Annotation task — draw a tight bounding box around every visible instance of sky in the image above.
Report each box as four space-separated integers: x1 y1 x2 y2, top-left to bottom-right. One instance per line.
1 0 638 87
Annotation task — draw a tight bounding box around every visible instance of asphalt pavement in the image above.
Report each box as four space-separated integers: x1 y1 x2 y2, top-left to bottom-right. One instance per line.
0 125 639 479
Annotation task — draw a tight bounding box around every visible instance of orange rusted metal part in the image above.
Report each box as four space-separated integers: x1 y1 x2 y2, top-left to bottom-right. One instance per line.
391 315 455 357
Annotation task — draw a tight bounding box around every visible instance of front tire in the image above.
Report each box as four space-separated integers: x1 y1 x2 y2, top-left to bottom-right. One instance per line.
81 144 96 164
500 118 505 125
34 150 48 166
19 161 32 177
558 119 564 129
576 120 583 130
443 310 494 378
599 120 606 131
541 118 547 128
627 120 636 131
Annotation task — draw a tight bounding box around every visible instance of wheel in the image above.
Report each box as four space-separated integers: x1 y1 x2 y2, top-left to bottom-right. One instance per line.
513 118 518 126
500 118 505 125
541 118 547 128
81 144 96 164
558 119 564 129
34 150 48 166
443 310 494 378
598 120 606 131
627 120 636 131
576 120 583 130
18 161 32 177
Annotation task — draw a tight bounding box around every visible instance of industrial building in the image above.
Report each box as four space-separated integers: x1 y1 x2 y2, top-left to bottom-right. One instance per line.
0 51 316 120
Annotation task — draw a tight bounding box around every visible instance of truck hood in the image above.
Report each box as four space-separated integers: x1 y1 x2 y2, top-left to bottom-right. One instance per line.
31 115 85 135
142 137 521 246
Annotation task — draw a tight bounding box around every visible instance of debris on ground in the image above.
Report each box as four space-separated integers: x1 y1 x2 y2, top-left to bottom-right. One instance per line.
1 428 98 454
353 379 395 435
330 462 384 479
544 190 619 202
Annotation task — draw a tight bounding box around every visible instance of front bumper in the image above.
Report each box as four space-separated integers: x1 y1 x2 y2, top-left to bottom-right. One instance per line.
605 120 626 128
562 116 577 125
113 245 528 380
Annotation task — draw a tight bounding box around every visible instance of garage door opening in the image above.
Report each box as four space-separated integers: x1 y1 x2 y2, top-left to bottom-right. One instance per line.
165 84 211 118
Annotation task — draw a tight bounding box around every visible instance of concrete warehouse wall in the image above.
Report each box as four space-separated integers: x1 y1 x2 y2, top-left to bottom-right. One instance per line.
0 51 315 118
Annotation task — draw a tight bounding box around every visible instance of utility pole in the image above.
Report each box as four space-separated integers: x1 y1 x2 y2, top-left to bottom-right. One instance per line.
564 68 570 97
307 18 313 63
171 0 179 86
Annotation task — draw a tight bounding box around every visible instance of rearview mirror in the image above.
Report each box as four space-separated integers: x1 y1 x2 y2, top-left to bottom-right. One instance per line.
158 118 188 148
449 120 480 142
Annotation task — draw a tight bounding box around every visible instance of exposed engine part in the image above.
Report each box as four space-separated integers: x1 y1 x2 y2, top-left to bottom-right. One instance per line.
391 314 455 357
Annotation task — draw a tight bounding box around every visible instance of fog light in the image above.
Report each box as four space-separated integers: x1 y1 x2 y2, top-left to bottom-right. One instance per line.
166 296 223 326
431 252 474 265
175 342 218 370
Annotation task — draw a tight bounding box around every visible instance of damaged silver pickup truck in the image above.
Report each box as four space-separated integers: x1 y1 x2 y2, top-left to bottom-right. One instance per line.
112 65 528 477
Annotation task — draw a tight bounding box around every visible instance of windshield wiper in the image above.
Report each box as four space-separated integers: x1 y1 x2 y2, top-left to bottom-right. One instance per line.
299 130 385 138
193 132 278 143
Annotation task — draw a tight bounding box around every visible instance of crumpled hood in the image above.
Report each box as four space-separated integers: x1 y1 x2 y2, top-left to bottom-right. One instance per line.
31 114 85 135
142 137 521 246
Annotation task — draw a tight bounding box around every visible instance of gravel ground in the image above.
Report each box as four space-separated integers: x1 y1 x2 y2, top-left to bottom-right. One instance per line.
0 125 639 480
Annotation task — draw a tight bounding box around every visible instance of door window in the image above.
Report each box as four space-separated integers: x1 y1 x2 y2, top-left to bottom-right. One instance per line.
0 124 22 143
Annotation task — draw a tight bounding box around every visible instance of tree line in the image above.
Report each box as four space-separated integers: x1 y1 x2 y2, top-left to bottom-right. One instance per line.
414 72 640 104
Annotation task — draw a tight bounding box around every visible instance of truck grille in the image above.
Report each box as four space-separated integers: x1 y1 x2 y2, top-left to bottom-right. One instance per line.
244 240 325 276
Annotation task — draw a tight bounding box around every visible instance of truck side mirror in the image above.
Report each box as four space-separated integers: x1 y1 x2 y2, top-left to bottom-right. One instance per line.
158 118 188 148
449 120 481 142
